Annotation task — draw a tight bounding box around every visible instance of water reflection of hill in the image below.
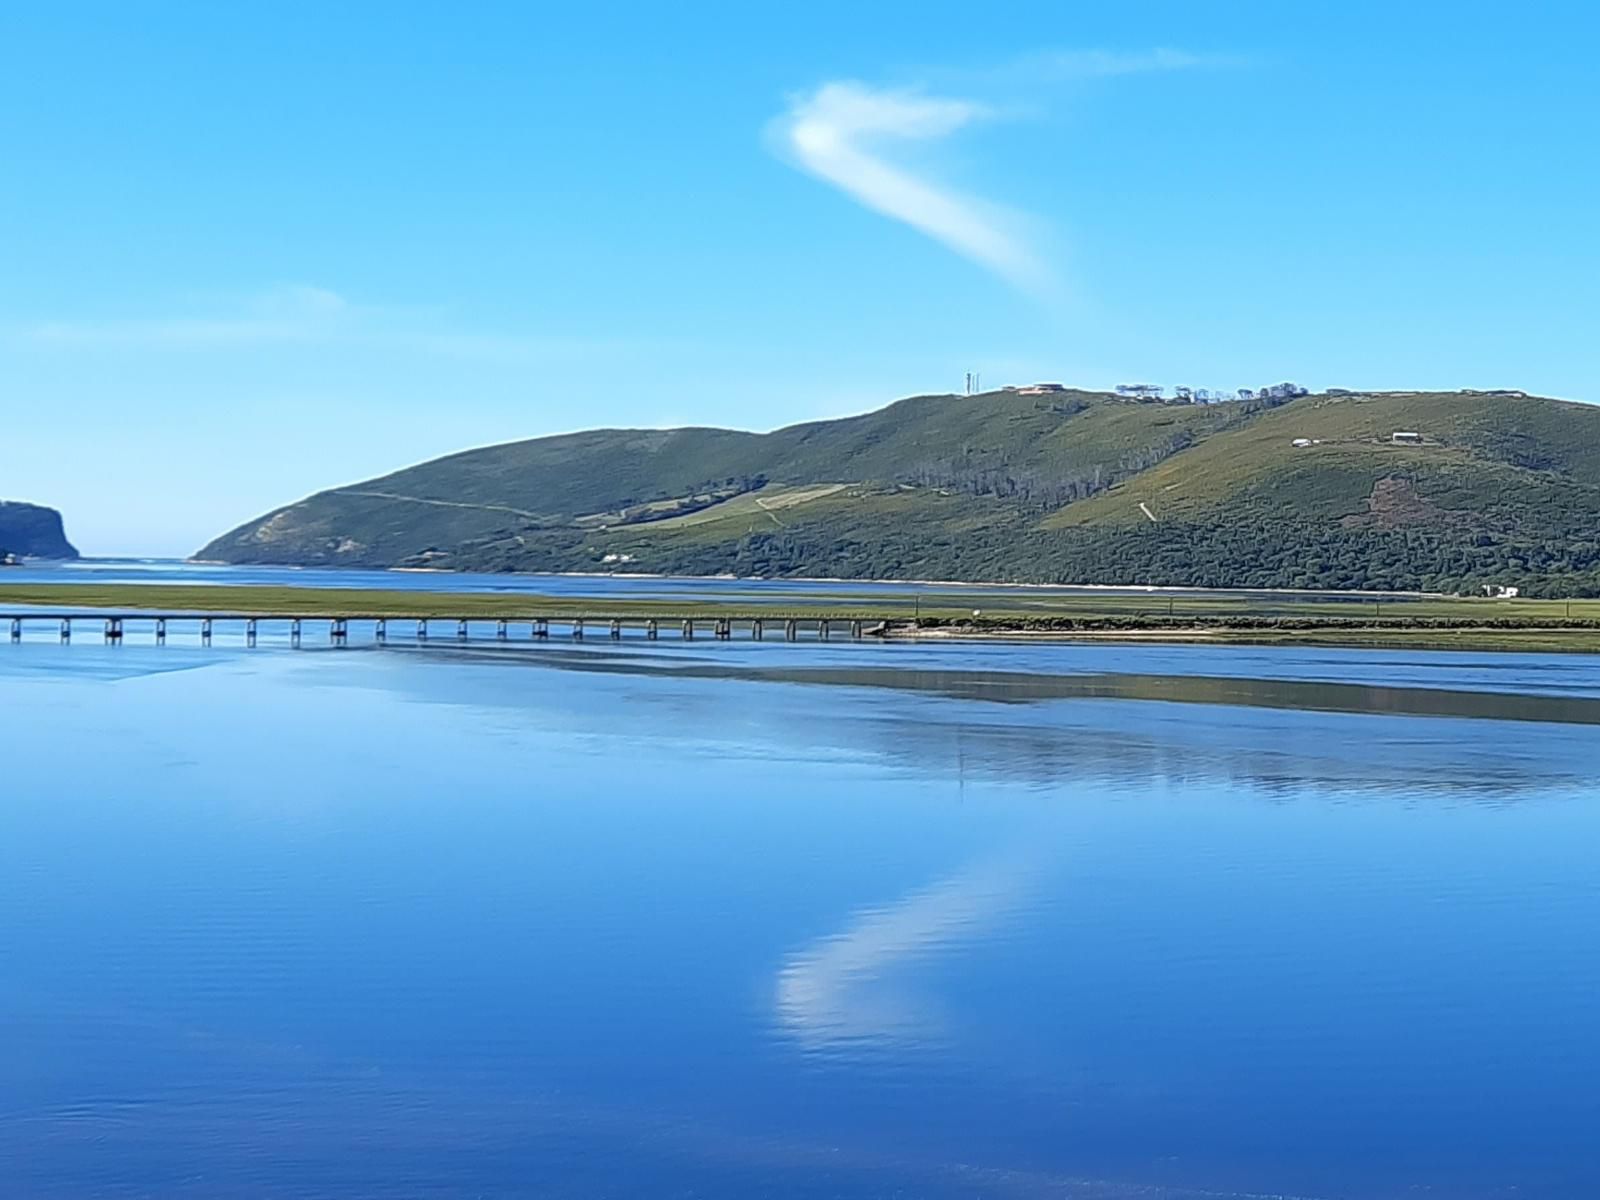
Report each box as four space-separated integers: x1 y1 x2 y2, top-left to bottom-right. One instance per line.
376 646 1600 803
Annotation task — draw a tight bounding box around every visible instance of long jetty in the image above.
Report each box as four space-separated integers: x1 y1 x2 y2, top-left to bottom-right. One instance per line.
3 612 883 647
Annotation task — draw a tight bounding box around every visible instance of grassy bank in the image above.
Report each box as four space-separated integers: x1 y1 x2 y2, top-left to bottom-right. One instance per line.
907 624 1600 653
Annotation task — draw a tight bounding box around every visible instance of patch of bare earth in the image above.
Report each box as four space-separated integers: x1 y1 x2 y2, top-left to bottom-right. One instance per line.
248 508 304 543
1342 476 1445 529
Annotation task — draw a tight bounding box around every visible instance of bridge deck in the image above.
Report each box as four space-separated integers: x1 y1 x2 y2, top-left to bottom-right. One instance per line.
3 611 881 643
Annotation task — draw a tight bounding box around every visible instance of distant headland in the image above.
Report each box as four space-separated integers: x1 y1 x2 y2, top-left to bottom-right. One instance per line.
0 501 78 562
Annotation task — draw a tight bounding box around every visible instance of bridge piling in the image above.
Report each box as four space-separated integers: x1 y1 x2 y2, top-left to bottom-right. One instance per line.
417 619 428 641
785 619 796 641
752 618 763 640
332 618 348 646
200 617 211 645
647 619 658 640
497 619 508 640
10 617 20 644
376 618 387 643
290 618 302 646
610 619 622 640
155 618 167 645
683 619 694 639
534 618 549 639
246 618 257 647
573 618 585 640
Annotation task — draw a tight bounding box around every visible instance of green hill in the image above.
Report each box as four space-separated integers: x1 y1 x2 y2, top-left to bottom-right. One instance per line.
196 387 1600 595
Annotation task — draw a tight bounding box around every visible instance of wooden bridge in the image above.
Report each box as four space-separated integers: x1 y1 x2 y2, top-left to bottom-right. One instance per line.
3 612 885 647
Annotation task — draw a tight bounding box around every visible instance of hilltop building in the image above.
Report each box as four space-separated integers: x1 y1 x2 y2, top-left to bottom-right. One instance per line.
1259 382 1310 401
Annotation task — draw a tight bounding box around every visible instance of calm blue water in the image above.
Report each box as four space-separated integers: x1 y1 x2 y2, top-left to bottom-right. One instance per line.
9 557 1077 599
7 558 1400 608
2 632 1598 1198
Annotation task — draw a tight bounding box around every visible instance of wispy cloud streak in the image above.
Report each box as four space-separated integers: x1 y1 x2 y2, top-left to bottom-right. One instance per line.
772 82 1048 294
19 285 352 349
8 285 650 363
772 49 1232 296
1010 47 1242 80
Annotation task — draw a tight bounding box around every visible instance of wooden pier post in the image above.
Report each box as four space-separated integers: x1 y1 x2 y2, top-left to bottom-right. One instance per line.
647 619 658 640
156 617 167 645
200 617 211 645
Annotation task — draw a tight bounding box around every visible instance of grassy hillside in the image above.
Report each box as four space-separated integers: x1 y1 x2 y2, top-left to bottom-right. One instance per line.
1054 390 1600 527
197 387 1600 595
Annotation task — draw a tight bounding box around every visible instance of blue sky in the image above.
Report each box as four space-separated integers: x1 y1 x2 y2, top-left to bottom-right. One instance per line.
3 1 1597 555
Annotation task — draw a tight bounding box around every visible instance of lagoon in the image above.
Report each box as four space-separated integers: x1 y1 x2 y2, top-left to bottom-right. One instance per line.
1 633 1597 1198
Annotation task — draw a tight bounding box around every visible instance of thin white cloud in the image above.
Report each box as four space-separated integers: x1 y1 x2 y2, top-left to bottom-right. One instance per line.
19 284 353 349
8 286 646 363
772 82 1049 295
1013 47 1241 80
772 50 1231 296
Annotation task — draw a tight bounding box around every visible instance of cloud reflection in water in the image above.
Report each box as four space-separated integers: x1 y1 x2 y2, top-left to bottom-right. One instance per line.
775 856 1031 1054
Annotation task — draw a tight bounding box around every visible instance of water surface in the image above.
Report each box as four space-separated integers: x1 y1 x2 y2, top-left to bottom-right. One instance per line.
8 557 1411 609
1 635 1596 1198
